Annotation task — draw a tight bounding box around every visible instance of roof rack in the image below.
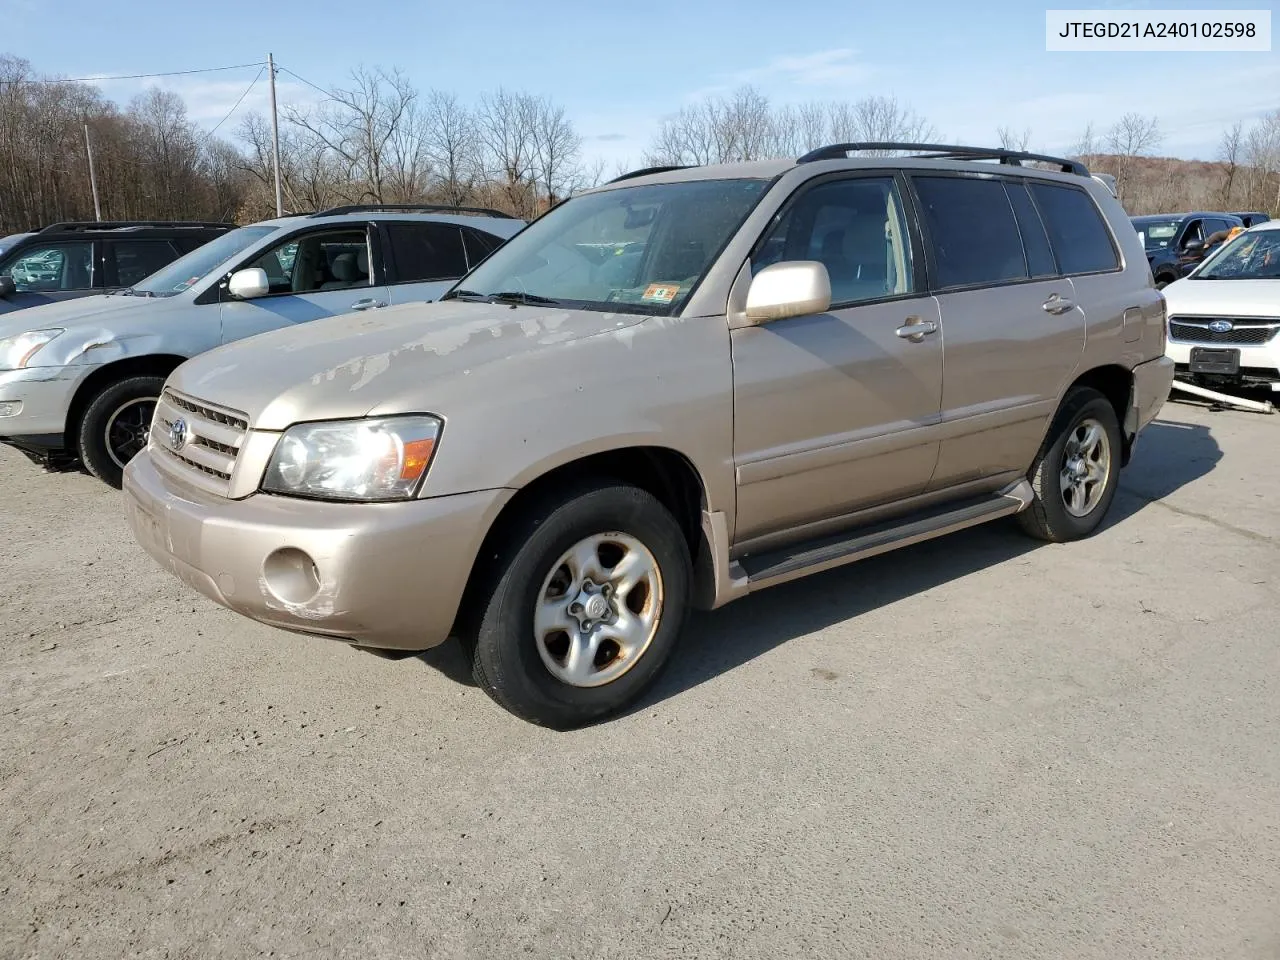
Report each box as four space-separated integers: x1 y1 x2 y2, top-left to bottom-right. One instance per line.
38 220 237 234
607 165 689 184
309 203 516 219
795 142 1089 177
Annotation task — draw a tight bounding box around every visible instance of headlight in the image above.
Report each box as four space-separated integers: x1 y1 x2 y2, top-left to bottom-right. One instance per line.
262 415 442 501
0 329 63 370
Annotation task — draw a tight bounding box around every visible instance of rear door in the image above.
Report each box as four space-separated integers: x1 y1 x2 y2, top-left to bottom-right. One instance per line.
911 173 1086 492
218 225 390 344
0 239 101 315
381 221 472 305
105 239 182 289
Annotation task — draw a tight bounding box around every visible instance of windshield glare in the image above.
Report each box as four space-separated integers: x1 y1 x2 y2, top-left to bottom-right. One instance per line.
1133 219 1179 251
1194 230 1280 280
453 178 771 314
133 225 277 296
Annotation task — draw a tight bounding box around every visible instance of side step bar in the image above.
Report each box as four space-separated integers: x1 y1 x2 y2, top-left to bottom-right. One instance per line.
739 480 1034 592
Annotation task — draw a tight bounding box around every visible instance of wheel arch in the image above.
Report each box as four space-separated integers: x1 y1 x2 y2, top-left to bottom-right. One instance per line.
65 354 187 450
451 444 717 639
1063 363 1135 465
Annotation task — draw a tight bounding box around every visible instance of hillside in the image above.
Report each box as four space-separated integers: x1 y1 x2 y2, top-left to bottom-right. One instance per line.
1080 153 1276 216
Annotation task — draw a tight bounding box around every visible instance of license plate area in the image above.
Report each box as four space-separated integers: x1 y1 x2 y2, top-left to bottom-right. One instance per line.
1189 347 1240 375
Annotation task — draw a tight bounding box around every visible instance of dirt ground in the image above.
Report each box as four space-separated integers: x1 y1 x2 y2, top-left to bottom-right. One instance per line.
2 396 1278 960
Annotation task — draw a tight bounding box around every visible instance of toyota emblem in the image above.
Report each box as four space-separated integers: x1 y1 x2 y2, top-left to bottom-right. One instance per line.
168 418 188 451
1208 320 1234 333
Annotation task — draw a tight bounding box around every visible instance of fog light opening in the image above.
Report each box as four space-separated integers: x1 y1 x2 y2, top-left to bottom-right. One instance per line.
262 548 322 605
0 401 23 418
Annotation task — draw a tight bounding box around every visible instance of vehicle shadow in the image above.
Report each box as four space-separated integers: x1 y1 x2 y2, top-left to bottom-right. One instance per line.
633 417 1222 713
409 419 1222 710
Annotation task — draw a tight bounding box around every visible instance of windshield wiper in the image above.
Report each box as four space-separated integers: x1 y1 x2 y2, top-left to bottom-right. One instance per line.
488 290 560 306
440 288 489 302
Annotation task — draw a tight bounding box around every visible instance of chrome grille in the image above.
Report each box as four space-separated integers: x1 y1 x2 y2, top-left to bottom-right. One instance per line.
149 388 249 497
1169 317 1280 346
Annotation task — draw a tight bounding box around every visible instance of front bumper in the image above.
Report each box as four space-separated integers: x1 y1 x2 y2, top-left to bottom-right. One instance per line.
1166 339 1280 384
0 365 91 448
123 450 513 650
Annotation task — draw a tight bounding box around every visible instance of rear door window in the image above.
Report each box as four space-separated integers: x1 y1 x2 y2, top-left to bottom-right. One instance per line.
1004 183 1058 278
911 175 1028 289
385 222 469 283
1028 183 1119 275
110 240 180 287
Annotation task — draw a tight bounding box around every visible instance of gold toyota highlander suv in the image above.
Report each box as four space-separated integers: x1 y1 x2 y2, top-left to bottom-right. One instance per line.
123 143 1174 729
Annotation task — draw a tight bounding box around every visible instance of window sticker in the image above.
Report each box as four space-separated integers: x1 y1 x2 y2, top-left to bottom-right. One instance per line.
641 282 680 304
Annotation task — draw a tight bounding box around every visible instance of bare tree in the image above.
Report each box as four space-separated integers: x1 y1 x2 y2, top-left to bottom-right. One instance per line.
1243 109 1280 214
1069 122 1098 161
422 90 478 207
475 88 540 217
1106 113 1163 201
1218 121 1243 208
531 98 582 206
997 126 1032 151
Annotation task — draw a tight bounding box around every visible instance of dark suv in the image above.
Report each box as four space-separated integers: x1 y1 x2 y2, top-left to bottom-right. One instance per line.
1131 212 1245 288
1234 211 1271 228
0 220 235 315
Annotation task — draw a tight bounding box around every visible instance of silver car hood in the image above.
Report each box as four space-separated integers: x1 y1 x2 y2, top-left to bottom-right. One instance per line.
1161 277 1280 318
0 292 166 338
168 299 648 431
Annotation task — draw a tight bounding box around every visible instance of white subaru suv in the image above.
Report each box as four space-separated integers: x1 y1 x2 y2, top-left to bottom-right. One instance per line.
1162 219 1280 393
0 205 523 486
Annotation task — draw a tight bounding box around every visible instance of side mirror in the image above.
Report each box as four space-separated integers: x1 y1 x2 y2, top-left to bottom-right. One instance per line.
745 261 831 323
228 267 270 300
1182 239 1205 255
0 276 14 298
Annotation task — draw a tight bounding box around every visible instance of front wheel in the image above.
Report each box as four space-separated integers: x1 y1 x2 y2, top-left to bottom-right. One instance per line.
77 375 165 488
1017 386 1123 543
464 483 691 729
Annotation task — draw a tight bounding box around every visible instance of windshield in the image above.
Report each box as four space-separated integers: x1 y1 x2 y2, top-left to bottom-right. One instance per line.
449 178 771 315
1132 219 1180 252
132 225 277 297
1194 229 1280 280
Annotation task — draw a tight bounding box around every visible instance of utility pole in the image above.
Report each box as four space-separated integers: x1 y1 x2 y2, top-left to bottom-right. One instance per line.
83 124 102 221
267 52 284 217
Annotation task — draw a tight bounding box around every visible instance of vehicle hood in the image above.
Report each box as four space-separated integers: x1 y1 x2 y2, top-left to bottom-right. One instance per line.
168 299 648 431
1161 278 1280 319
0 293 165 339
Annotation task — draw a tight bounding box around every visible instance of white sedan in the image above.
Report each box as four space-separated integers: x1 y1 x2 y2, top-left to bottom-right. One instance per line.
1162 220 1280 392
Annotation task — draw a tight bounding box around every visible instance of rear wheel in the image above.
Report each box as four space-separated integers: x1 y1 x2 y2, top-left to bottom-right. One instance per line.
1017 386 1123 543
463 482 691 729
77 376 165 488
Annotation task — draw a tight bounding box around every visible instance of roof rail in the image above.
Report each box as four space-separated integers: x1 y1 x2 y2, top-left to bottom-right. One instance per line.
309 203 516 219
795 142 1089 177
37 220 237 234
607 165 689 184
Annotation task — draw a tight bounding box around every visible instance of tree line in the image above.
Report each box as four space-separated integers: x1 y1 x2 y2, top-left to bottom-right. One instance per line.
2 53 1279 235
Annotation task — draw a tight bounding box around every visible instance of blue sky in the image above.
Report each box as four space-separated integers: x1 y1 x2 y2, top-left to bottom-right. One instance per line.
5 0 1277 167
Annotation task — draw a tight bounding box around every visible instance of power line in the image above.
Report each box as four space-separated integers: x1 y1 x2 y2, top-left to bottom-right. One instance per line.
201 66 266 141
0 61 266 86
277 65 333 99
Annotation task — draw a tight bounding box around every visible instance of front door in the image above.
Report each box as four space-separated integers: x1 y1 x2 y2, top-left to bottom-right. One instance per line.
218 226 389 344
730 174 944 545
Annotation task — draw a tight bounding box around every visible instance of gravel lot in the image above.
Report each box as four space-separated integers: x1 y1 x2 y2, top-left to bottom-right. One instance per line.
2 397 1278 960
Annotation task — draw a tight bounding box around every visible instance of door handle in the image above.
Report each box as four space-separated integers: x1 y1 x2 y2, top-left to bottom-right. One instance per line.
895 318 938 342
350 298 386 311
1042 293 1075 315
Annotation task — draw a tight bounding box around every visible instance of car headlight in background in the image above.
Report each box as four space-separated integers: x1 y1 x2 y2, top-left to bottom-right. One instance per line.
0 329 63 370
262 415 442 501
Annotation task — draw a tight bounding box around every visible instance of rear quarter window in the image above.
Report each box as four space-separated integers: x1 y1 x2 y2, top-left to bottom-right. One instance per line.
1029 183 1119 275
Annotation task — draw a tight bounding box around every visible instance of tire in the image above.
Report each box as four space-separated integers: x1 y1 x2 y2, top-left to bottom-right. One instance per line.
1155 274 1176 290
77 375 165 489
1017 386 1123 543
463 482 692 729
